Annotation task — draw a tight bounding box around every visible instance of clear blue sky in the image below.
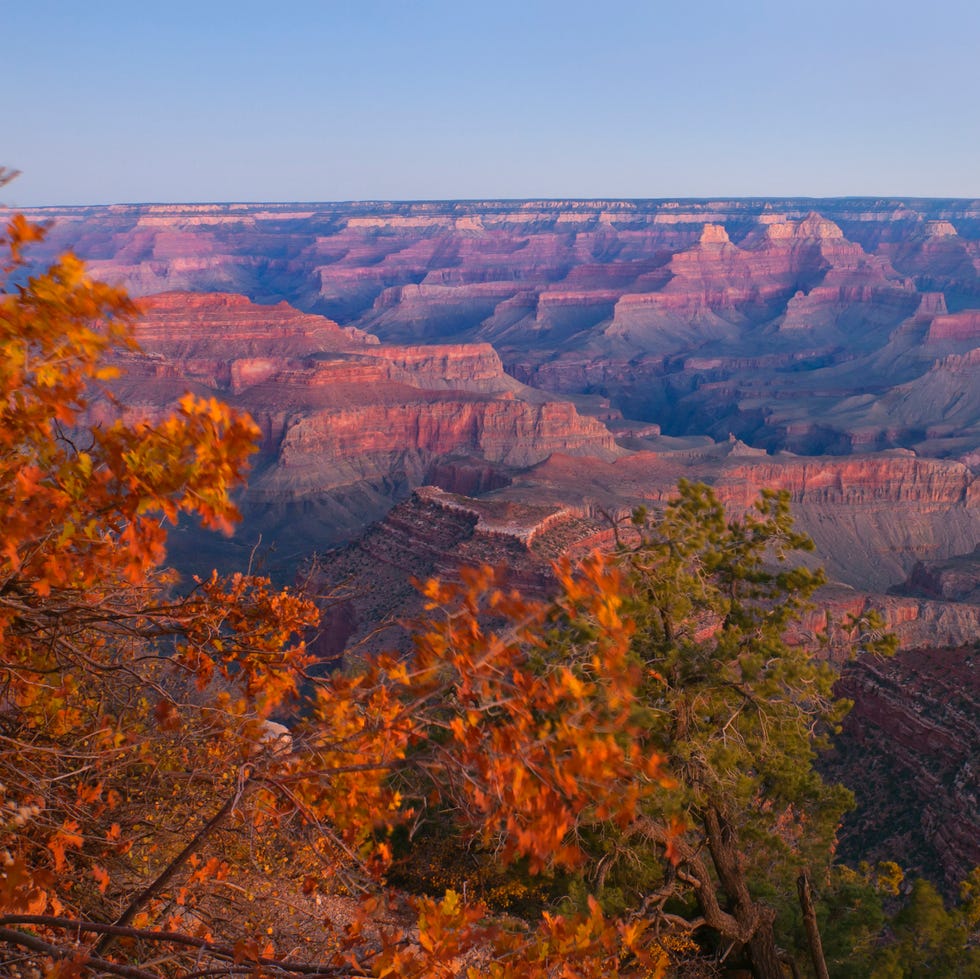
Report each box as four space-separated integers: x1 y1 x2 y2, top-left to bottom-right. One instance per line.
5 0 980 205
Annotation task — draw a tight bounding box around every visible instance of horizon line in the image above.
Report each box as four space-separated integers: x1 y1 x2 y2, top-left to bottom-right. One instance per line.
7 194 980 210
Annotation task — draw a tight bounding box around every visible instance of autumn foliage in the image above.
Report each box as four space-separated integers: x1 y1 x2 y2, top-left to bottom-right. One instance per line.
0 205 318 970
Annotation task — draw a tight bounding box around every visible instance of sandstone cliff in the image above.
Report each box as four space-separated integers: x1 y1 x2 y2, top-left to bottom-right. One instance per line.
311 452 980 660
16 198 980 461
712 453 980 590
94 291 619 576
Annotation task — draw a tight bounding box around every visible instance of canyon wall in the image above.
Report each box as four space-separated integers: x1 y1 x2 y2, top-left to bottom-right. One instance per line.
824 644 980 894
13 198 980 461
315 488 976 645
94 291 618 576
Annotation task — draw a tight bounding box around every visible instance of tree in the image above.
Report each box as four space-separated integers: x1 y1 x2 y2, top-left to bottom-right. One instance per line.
869 871 980 978
379 483 894 978
536 481 892 977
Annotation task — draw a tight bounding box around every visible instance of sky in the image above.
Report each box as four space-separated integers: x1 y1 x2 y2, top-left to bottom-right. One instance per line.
5 0 980 205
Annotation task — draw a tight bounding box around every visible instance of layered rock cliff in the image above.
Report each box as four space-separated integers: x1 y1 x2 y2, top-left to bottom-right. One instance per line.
892 545 980 604
824 645 980 894
485 445 980 592
94 291 619 575
17 198 980 463
712 453 980 590
28 200 980 600
308 488 604 659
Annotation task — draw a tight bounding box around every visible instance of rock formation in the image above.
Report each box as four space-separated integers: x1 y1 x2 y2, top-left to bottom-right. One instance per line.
93 291 619 577
824 644 980 895
311 467 980 657
22 199 973 593
892 545 980 604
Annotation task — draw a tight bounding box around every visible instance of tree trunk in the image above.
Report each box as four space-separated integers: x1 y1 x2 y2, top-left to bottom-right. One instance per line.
702 806 787 979
797 872 830 979
746 915 788 979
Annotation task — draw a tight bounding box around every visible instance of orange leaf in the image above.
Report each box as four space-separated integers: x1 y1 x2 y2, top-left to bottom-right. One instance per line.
47 820 84 872
92 865 110 895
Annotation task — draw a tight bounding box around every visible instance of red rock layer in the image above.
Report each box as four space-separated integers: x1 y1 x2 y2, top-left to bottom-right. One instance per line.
94 293 620 566
134 291 375 356
926 309 980 342
796 584 980 653
253 399 617 502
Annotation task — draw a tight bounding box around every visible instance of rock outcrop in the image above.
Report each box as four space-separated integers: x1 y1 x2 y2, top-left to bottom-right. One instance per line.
93 291 619 576
311 447 980 657
712 454 980 590
47 227 975 597
308 488 604 658
926 309 980 343
892 545 980 604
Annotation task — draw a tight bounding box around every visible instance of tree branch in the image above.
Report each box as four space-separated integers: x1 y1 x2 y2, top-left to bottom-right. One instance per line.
93 769 254 955
0 925 159 979
0 916 369 976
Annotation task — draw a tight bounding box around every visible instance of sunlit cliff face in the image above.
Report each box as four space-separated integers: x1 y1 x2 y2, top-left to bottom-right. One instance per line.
19 198 980 457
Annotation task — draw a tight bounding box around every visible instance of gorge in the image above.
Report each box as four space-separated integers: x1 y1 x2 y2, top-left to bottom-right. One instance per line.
7 197 979 892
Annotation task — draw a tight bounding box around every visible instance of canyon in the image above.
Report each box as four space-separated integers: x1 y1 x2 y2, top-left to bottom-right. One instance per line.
16 198 980 467
8 198 979 889
98 290 618 574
